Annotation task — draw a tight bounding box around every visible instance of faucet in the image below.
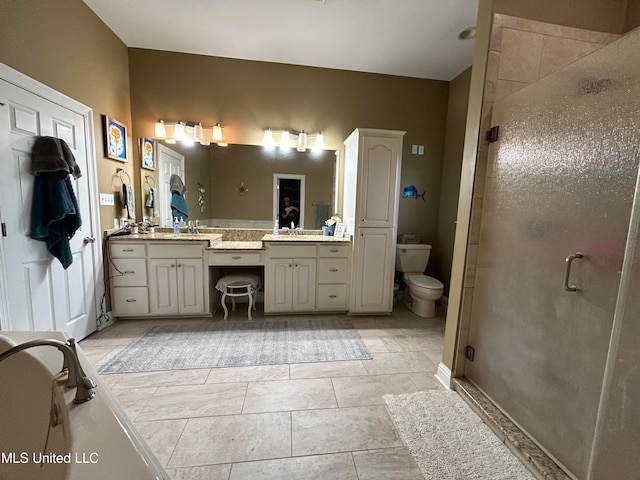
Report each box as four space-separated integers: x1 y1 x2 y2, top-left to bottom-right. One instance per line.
187 220 200 234
0 338 96 404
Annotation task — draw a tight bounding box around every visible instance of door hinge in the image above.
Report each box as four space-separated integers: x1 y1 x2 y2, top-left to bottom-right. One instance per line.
486 126 500 143
464 345 475 361
1 223 6 237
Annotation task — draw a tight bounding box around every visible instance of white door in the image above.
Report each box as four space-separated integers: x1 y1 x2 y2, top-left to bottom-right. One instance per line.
0 70 100 340
157 144 185 227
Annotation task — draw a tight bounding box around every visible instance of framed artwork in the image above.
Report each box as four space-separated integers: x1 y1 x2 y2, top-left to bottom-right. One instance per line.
333 222 346 239
140 137 155 170
103 115 128 162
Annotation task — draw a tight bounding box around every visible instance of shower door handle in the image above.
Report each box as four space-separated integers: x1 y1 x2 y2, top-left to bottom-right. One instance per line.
563 253 584 292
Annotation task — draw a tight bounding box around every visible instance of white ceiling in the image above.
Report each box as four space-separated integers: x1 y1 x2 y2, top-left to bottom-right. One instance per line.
82 0 478 81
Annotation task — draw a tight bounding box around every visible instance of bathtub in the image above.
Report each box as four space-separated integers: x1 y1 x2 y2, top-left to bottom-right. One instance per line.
0 331 169 480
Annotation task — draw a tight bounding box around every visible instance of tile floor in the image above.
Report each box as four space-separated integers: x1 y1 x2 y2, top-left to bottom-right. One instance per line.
79 302 446 480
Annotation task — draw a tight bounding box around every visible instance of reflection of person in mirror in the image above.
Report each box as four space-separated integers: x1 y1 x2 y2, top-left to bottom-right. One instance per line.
280 196 299 227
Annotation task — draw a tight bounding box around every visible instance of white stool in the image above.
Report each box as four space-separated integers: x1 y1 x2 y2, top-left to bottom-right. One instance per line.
215 274 261 320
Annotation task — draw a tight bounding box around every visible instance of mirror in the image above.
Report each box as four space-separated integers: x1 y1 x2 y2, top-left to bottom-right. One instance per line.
157 142 337 229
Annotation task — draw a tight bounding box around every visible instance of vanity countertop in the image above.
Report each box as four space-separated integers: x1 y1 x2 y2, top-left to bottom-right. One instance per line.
207 240 265 250
107 232 224 243
106 230 351 249
262 234 351 243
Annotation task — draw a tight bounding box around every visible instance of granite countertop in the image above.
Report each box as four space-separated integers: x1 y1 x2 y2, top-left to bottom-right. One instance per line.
262 234 351 243
207 241 265 250
106 229 350 249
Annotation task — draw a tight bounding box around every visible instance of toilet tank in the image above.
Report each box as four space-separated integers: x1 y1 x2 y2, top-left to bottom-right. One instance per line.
396 243 431 273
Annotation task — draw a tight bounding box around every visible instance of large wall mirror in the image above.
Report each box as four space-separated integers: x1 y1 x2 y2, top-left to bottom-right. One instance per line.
157 142 337 229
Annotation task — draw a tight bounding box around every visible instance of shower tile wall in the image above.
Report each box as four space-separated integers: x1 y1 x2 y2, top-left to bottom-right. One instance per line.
455 15 619 368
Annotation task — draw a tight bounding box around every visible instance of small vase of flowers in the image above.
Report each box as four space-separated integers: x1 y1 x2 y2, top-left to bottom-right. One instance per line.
324 214 342 236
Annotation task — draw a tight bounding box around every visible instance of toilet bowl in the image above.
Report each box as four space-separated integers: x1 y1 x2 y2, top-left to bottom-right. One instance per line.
395 243 444 318
402 273 444 317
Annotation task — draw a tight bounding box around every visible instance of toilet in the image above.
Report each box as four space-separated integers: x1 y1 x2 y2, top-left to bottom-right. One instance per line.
395 243 444 317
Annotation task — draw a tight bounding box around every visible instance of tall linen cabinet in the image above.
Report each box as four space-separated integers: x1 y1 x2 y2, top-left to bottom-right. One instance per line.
343 128 405 313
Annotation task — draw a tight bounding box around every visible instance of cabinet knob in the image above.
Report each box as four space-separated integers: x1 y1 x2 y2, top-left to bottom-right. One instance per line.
171 264 175 268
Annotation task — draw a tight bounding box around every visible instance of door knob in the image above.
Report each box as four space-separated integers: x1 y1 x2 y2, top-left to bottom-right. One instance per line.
83 236 95 244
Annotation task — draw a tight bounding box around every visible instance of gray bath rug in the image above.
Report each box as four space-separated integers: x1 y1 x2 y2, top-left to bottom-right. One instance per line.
98 318 371 374
384 391 535 480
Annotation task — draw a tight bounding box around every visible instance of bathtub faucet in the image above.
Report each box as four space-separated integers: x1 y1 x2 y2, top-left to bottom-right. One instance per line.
0 338 96 404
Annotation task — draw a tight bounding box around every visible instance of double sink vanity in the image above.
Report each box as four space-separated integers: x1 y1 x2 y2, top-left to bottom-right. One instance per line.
107 228 351 318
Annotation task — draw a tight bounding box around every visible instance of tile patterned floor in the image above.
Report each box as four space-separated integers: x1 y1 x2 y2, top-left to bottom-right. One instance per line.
80 303 445 480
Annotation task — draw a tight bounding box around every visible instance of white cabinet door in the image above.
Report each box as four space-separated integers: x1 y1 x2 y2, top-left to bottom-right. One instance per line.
149 259 179 314
351 228 395 313
265 257 316 312
176 257 205 314
265 259 294 312
358 135 402 228
292 258 316 311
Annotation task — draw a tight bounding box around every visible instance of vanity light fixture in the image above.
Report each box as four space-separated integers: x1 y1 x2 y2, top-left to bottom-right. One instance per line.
263 129 325 152
154 120 226 146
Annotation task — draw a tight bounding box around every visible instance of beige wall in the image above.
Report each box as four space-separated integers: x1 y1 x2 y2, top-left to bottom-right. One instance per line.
128 49 450 245
433 67 472 294
625 0 640 31
0 0 132 232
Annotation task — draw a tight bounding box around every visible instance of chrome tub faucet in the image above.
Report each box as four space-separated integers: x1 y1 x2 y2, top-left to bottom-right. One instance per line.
0 338 96 403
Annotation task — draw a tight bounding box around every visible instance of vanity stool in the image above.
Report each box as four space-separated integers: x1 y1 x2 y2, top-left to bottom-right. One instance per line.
215 274 261 320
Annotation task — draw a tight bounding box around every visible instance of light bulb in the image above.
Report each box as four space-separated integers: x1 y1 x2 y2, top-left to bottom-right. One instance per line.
212 123 223 142
313 132 324 152
263 129 274 150
154 120 166 138
280 131 291 149
297 131 308 152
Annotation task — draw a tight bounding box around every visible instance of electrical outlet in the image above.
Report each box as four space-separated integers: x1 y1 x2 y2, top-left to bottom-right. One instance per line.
418 145 425 155
100 193 115 205
411 144 418 154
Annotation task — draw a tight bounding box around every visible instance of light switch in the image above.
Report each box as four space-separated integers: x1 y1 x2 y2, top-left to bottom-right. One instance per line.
100 193 114 205
418 145 425 155
411 145 418 154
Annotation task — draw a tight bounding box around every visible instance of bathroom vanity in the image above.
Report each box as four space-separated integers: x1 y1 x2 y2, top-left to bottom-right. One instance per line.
107 229 351 318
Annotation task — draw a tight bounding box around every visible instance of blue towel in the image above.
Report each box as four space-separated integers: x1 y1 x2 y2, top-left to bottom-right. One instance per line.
30 171 82 269
171 191 189 220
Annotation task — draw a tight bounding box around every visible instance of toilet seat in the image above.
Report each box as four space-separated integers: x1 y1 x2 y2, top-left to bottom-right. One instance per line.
405 274 444 290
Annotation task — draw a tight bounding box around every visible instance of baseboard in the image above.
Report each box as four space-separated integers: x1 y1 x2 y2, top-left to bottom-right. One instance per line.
435 361 452 389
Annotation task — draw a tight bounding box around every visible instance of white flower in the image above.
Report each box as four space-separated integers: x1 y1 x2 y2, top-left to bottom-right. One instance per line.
325 214 341 227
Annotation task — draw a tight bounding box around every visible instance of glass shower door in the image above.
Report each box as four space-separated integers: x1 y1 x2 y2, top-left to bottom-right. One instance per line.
466 29 640 479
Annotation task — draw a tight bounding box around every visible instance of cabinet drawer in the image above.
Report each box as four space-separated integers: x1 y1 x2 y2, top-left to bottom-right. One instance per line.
317 284 348 310
318 244 350 258
110 259 148 287
148 243 205 258
112 287 149 315
110 243 146 258
208 251 264 266
318 258 349 284
267 244 316 258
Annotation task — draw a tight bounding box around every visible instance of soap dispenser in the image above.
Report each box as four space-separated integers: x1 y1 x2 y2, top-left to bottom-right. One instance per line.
173 217 180 234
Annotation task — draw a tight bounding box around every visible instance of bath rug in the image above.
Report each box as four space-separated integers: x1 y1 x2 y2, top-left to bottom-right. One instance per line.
384 390 535 480
98 318 371 374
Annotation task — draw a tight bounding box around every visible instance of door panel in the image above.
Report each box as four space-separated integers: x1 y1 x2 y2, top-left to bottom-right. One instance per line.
0 78 97 339
466 32 640 479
